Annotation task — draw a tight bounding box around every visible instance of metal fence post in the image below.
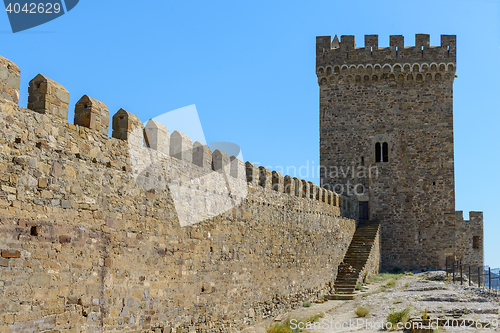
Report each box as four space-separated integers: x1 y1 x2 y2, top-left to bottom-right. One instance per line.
446 257 448 277
460 262 463 286
489 267 491 290
452 261 455 283
468 265 471 286
478 266 481 288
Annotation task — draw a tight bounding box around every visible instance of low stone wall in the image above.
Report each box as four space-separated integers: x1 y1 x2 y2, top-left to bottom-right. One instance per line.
0 56 356 332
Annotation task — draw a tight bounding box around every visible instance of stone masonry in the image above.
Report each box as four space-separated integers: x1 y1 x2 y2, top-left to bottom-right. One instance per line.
0 55 362 332
316 34 484 271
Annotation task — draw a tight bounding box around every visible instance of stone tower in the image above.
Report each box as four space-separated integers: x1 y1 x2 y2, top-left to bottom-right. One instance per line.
316 34 482 270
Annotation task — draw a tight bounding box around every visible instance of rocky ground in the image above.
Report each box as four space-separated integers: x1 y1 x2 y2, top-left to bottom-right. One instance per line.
244 271 499 332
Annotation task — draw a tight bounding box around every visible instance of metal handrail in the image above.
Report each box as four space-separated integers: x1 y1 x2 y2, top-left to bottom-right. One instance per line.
445 258 499 294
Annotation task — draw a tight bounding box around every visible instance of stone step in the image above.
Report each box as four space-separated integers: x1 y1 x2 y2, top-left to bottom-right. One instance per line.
334 283 357 288
337 274 362 278
344 255 370 258
346 249 371 252
335 278 358 286
345 255 370 258
344 256 368 263
334 288 356 293
335 284 357 288
337 273 362 277
350 241 375 243
325 294 356 301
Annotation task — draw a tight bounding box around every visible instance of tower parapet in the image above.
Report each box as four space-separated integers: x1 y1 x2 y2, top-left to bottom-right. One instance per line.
316 34 456 85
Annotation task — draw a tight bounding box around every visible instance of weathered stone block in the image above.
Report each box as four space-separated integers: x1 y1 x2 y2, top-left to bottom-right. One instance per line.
28 74 69 120
271 171 284 192
59 235 71 244
212 150 229 174
301 179 310 199
0 257 9 267
193 141 211 170
284 175 294 194
230 156 245 179
1 250 20 258
144 119 169 154
61 200 71 209
0 56 20 104
293 177 302 197
74 95 110 135
245 162 259 185
112 108 143 146
259 166 272 188
308 182 316 200
38 178 48 188
170 130 193 162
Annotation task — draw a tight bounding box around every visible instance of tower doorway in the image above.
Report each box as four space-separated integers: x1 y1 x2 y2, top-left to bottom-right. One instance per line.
359 201 369 221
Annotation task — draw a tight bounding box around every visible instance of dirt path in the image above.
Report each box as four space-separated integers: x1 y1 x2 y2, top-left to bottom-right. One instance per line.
244 271 499 333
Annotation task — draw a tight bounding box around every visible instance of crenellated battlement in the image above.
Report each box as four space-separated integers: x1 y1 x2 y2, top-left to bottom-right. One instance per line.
456 210 484 223
316 34 456 85
0 55 348 214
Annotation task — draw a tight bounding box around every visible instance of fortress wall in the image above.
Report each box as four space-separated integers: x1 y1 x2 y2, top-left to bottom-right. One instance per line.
455 211 484 267
0 56 356 332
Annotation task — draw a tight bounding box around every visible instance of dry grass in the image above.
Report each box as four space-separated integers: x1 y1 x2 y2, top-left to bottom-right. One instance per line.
355 306 370 317
386 306 411 330
266 313 325 333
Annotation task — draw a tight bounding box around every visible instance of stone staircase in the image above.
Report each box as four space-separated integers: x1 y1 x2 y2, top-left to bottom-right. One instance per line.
327 220 381 300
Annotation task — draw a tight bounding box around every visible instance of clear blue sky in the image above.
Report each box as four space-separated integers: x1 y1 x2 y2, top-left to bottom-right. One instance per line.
1 0 499 267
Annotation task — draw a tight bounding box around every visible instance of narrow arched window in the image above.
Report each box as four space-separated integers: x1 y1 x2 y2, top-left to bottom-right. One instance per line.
375 142 381 162
382 142 389 162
